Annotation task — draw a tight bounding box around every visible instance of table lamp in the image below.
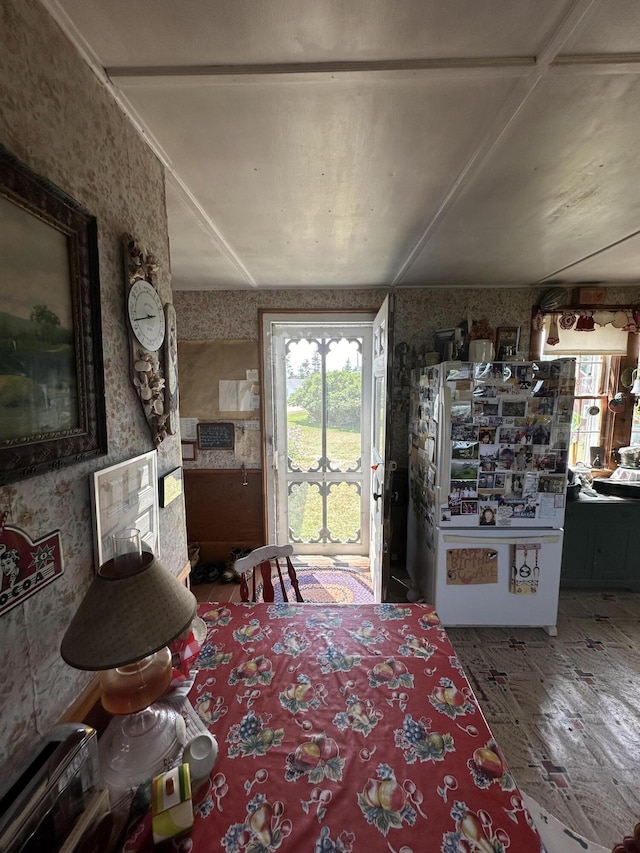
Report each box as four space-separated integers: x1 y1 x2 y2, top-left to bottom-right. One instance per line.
61 529 196 789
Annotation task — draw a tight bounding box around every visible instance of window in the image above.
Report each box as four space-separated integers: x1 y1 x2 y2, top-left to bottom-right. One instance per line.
536 307 639 469
630 386 640 445
541 353 611 467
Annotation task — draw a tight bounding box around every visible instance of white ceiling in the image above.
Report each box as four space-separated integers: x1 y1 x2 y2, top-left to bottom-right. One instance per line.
44 0 640 291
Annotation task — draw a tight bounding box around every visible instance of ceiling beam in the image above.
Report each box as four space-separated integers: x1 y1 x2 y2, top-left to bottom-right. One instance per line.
392 0 602 285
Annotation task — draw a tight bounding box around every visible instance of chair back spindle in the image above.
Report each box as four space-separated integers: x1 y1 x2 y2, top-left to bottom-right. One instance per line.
235 544 303 603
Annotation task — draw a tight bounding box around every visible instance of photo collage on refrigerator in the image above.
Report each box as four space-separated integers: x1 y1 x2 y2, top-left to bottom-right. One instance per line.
410 359 575 529
447 360 575 526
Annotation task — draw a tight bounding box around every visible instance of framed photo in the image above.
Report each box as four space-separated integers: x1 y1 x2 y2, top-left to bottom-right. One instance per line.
495 326 521 360
181 440 197 461
90 450 159 569
0 145 107 485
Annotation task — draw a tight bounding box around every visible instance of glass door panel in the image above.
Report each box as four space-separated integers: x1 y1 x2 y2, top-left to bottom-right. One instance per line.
267 319 372 555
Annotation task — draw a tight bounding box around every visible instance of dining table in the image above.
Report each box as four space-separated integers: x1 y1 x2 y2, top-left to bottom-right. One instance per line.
122 601 543 852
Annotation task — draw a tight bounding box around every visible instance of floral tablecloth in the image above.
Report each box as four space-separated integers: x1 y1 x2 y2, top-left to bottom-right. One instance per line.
123 602 543 852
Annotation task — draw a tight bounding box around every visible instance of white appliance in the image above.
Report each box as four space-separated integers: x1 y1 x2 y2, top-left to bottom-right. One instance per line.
406 358 575 634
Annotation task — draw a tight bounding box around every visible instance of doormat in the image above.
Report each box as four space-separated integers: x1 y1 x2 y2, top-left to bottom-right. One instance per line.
256 566 374 604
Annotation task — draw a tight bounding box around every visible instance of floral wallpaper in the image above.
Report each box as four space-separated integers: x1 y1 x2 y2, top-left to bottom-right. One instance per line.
175 284 640 467
0 0 188 778
4 0 638 788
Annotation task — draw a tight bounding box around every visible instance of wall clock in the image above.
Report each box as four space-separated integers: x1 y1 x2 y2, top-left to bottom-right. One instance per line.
128 279 166 353
163 301 179 436
124 235 168 446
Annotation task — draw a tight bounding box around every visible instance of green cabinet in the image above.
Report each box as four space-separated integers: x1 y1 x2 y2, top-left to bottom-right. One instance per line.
561 495 640 591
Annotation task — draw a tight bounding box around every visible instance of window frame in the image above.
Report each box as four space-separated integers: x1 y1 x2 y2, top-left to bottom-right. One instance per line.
542 353 619 468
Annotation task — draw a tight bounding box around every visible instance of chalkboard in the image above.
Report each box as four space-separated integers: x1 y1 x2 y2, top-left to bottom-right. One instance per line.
197 421 235 450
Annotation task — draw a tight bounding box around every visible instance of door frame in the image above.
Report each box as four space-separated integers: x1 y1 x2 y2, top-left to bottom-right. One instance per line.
260 310 376 553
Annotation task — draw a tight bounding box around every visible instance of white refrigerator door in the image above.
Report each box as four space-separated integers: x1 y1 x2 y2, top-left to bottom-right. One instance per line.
436 363 570 529
432 527 564 634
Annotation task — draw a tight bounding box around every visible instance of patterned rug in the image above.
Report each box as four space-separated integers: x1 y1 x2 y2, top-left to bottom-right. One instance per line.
256 565 374 604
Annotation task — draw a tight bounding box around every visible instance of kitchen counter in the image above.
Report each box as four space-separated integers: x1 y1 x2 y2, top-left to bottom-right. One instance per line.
561 492 640 590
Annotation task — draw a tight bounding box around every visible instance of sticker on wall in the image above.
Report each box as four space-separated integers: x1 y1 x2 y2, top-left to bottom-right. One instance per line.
0 512 64 617
446 548 498 585
510 543 540 595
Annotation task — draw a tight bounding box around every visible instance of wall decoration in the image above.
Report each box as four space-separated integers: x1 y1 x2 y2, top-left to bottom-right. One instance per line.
177 339 259 420
123 236 167 446
0 511 64 617
197 422 235 450
181 440 197 461
495 326 521 360
446 548 498 585
159 466 183 508
0 145 107 485
90 450 159 569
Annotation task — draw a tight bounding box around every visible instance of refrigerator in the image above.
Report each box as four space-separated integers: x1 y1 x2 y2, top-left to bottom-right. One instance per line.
406 358 575 634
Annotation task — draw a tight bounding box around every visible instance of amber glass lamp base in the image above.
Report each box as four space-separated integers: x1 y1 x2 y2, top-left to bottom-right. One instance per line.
98 648 186 789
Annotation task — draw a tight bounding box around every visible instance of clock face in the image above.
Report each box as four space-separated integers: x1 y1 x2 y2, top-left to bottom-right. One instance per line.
127 280 165 352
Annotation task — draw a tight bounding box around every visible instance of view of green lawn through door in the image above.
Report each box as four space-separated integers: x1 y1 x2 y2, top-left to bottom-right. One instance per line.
280 330 370 550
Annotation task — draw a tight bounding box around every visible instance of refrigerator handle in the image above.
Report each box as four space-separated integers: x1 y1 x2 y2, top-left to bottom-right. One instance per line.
442 534 562 546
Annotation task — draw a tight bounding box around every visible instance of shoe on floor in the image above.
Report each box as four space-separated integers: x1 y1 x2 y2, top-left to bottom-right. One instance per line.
221 566 242 584
191 561 225 585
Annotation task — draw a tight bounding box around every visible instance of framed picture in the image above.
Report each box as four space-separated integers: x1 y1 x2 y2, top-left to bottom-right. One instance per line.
159 466 183 508
434 327 462 362
181 440 197 461
495 326 521 360
0 145 107 485
90 450 159 569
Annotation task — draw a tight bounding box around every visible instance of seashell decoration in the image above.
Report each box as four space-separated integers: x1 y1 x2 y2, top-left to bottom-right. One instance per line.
132 347 167 445
125 234 168 446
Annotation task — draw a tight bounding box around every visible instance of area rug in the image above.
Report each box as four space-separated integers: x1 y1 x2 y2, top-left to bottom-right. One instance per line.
256 565 374 604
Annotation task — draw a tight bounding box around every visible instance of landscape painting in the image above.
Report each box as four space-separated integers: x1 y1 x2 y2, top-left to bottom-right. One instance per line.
0 145 106 484
0 195 78 441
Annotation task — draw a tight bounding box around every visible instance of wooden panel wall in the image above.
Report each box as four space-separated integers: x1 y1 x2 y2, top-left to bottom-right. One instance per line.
184 469 265 563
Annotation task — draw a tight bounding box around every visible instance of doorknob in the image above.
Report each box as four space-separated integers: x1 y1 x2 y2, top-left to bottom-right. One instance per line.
373 492 383 501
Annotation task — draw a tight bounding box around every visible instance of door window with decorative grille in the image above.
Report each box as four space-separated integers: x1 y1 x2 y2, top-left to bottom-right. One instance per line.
263 316 373 555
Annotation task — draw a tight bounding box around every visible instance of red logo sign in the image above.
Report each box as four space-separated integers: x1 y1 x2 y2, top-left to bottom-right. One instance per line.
0 519 64 617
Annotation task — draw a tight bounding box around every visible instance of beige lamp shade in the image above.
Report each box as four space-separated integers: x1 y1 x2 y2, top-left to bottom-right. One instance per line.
61 551 196 671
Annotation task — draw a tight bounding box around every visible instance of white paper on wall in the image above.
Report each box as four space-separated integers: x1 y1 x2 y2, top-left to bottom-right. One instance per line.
219 380 239 411
235 424 262 462
180 417 198 441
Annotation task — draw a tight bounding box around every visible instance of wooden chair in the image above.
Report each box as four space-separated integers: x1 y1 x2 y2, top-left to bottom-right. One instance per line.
234 544 303 602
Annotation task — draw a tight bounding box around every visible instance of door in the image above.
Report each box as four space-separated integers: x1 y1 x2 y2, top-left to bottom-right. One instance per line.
263 313 374 556
369 294 395 602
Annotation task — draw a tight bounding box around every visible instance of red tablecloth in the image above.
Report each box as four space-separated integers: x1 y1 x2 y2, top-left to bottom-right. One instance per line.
123 602 542 852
